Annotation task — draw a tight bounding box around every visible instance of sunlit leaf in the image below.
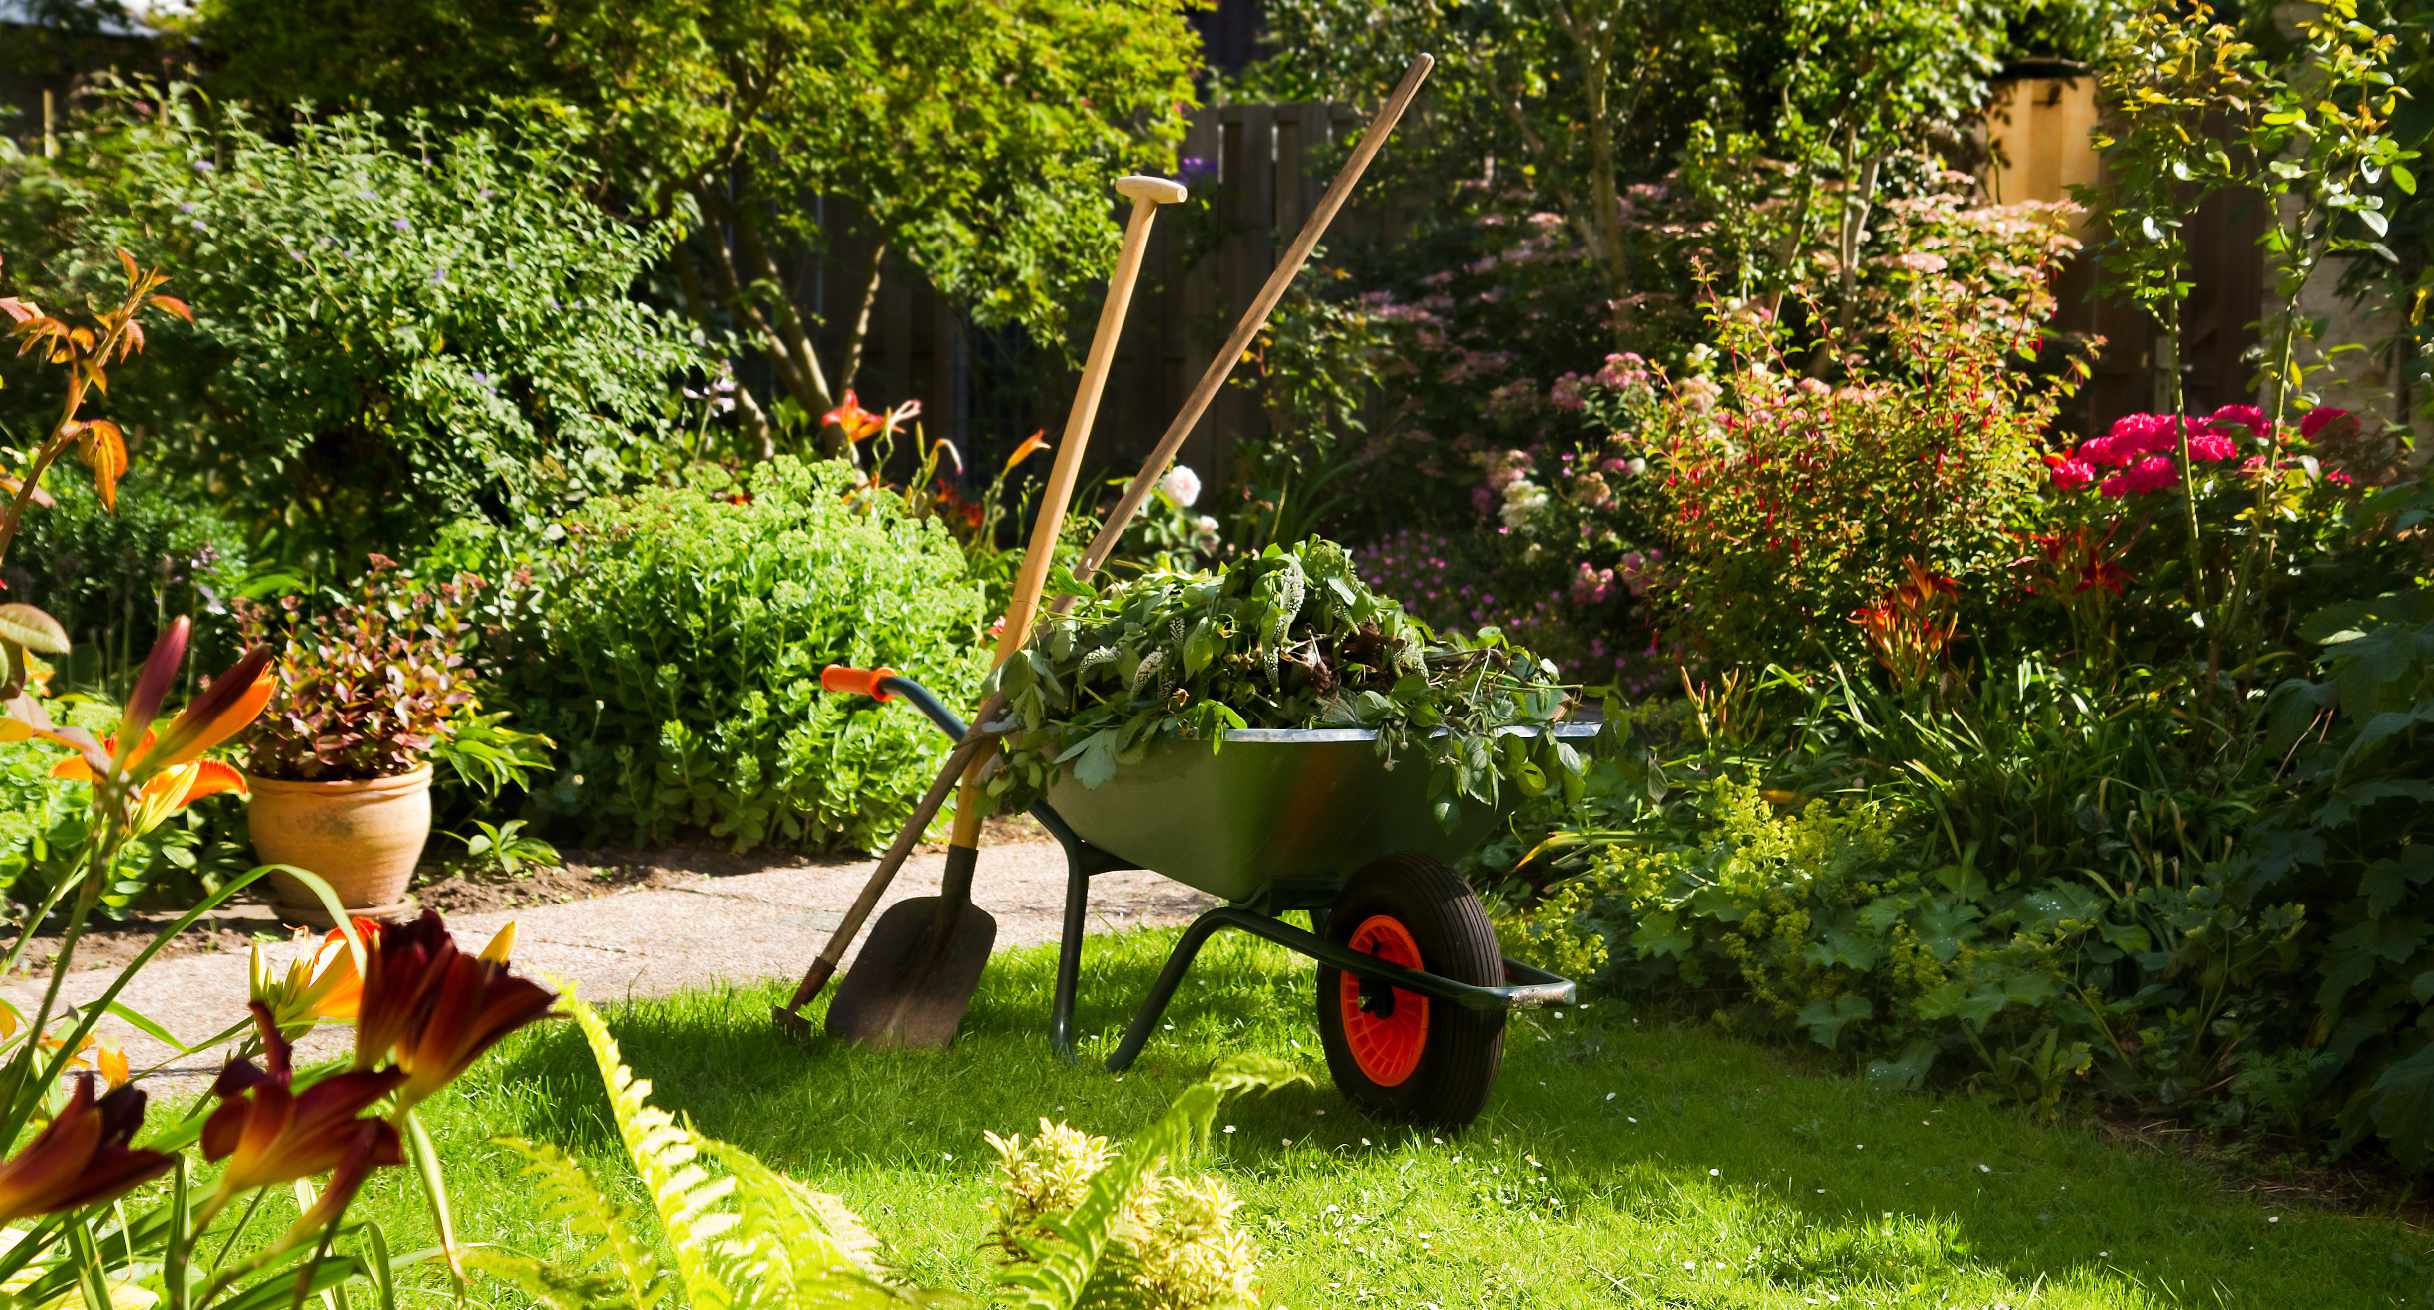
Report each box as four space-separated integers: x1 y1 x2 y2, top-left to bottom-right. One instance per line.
0 603 70 656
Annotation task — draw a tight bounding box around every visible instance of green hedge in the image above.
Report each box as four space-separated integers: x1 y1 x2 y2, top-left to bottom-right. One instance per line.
448 457 988 853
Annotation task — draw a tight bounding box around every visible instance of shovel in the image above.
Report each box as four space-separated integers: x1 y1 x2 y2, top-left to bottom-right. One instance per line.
818 174 1190 1048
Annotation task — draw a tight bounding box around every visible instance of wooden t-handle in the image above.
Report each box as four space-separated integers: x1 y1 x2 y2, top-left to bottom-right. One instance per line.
948 174 1186 848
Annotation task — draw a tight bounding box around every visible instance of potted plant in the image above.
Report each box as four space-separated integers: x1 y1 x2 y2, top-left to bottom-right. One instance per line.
236 556 482 922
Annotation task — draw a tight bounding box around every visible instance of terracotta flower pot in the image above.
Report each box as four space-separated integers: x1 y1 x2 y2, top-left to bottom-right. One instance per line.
246 764 433 925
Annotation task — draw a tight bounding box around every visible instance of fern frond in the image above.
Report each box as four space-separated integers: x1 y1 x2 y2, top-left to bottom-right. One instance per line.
567 990 763 1310
706 1141 926 1307
995 1056 1308 1310
463 1248 637 1309
494 1134 670 1308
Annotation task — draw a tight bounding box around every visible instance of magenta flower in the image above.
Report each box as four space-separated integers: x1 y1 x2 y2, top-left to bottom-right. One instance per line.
2044 453 2097 491
2099 454 2182 498
2187 431 2238 462
2206 403 2270 437
2300 406 2354 440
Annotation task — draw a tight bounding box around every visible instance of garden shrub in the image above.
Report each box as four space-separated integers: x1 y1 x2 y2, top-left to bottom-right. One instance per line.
0 474 249 688
1240 168 2079 686
463 456 989 853
2231 575 2434 1167
0 86 707 562
1648 294 2061 671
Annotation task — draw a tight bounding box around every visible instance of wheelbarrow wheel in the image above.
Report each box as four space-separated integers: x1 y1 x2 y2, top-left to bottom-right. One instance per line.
1315 854 1504 1128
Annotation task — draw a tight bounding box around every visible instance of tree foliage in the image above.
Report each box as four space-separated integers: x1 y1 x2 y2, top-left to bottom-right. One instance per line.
192 0 1207 447
0 89 706 560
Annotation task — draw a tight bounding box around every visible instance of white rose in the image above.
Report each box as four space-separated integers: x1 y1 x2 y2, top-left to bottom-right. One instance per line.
1498 479 1549 530
1159 464 1203 508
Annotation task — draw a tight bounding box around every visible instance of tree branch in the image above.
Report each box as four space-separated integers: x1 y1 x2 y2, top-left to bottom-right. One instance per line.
839 239 888 393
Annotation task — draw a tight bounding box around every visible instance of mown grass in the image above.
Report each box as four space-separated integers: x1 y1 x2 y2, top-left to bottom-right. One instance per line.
309 928 2429 1307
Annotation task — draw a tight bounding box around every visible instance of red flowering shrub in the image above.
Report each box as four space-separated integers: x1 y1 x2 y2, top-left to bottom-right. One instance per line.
1649 295 2063 669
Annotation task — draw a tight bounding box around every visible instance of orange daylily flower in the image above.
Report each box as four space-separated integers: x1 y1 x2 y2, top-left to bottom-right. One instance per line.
30 619 272 826
355 911 555 1106
0 1073 174 1223
820 390 922 444
821 390 885 443
254 918 383 1035
34 1032 129 1087
202 1003 404 1235
1000 429 1050 481
53 740 248 833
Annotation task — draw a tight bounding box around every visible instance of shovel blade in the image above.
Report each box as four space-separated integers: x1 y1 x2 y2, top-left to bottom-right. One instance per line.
824 898 998 1049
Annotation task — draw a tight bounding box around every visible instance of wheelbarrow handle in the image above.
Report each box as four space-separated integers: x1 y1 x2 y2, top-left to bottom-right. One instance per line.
823 668 968 740
820 664 899 701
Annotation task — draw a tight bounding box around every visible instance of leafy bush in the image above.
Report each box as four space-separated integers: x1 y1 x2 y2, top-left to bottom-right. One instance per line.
465 456 989 853
1513 664 2247 1115
1649 295 2062 671
0 474 249 688
987 538 1580 824
236 557 483 781
2233 575 2434 1167
0 86 707 561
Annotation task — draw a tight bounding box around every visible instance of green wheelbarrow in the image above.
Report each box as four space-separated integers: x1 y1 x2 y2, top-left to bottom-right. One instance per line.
828 667 1584 1128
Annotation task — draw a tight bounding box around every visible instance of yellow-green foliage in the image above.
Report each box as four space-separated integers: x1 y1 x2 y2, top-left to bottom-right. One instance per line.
985 1120 1127 1260
986 1120 1261 1310
1525 782 1911 1011
1516 781 1936 1043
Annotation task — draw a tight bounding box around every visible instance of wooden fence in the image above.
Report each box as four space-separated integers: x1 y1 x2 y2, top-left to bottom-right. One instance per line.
792 101 1367 493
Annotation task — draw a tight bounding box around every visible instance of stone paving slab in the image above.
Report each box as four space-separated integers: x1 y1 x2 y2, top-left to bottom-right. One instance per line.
2 841 1209 1087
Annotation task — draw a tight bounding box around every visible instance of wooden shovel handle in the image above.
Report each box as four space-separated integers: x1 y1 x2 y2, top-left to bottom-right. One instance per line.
947 177 1186 845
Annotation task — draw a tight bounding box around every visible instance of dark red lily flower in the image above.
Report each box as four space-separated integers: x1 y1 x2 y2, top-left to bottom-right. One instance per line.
203 1002 404 1201
355 910 555 1105
0 1073 174 1222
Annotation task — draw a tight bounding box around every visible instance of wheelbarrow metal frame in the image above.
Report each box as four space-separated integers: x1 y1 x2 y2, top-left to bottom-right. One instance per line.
872 674 1579 1068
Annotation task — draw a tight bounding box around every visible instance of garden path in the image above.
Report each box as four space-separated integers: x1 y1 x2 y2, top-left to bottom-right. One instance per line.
3 839 1210 1090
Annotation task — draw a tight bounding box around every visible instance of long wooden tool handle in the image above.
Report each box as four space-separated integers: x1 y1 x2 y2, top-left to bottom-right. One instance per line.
947 176 1188 849
1074 53 1434 581
781 178 1185 1017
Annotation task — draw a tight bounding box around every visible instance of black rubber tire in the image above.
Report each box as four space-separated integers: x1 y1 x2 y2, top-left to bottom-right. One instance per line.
1314 853 1506 1129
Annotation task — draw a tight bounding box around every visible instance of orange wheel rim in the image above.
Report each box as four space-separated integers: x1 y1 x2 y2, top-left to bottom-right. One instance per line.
1339 914 1429 1087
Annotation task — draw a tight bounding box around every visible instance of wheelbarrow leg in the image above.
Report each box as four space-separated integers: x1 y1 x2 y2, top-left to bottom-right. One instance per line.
1051 861 1092 1063
1107 906 1240 1072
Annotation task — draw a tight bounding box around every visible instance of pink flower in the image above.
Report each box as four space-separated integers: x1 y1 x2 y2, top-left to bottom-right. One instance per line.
2205 403 2269 438
2099 454 2182 498
2186 431 2238 462
1569 562 1615 606
2300 406 2354 440
1594 352 1649 389
2114 413 2181 457
2044 453 2097 491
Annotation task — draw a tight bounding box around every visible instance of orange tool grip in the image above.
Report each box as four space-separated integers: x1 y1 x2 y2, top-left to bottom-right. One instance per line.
820 664 898 701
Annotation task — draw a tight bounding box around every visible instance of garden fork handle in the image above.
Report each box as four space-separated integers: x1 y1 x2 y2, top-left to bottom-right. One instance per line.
1075 53 1433 580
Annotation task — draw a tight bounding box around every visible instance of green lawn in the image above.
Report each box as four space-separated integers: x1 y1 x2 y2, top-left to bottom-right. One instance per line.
320 928 2428 1307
